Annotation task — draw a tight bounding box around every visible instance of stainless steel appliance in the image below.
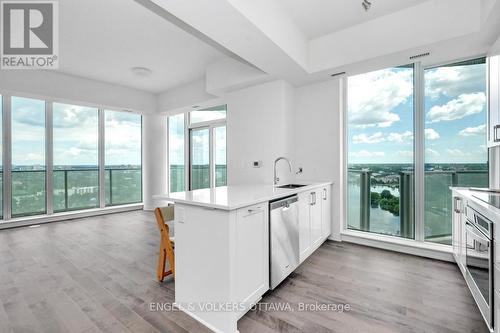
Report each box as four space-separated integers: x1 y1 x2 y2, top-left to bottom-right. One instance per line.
269 195 299 289
465 204 494 330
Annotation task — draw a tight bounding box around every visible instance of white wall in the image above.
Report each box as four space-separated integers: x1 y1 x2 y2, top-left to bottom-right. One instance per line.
226 80 295 185
0 70 156 113
142 113 167 210
292 79 342 240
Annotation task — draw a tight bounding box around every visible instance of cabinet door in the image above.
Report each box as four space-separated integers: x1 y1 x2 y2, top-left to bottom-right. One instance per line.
321 186 331 238
452 196 461 262
310 191 322 246
488 55 500 147
298 191 311 261
235 203 269 301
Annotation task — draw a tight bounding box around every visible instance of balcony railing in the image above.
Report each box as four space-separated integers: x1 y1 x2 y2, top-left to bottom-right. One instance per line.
7 168 141 217
348 169 488 242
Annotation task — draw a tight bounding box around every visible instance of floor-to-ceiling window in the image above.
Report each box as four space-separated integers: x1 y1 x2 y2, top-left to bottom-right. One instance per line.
104 111 142 206
11 97 47 217
346 58 488 245
424 59 488 244
0 96 142 224
168 105 227 192
53 103 99 212
347 65 415 238
168 113 185 193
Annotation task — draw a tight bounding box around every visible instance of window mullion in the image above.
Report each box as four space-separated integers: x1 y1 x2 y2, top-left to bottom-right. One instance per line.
414 62 425 242
185 112 190 191
46 101 54 215
3 95 12 220
98 109 105 208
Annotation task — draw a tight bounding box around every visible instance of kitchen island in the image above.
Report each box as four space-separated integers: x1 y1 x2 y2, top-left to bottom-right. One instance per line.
154 182 332 333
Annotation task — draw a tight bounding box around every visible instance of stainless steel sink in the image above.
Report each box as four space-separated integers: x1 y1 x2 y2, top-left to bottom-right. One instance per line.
276 184 307 189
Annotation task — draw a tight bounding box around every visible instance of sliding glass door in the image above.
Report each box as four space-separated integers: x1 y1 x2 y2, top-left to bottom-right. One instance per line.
190 128 210 190
347 65 415 239
424 59 488 244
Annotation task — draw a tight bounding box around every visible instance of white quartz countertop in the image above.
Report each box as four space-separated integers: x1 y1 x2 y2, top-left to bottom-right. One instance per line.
154 182 333 210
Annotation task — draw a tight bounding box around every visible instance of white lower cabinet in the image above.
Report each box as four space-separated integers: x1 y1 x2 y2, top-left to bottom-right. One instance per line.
452 193 466 273
298 191 311 260
234 203 269 304
321 186 332 238
298 185 332 262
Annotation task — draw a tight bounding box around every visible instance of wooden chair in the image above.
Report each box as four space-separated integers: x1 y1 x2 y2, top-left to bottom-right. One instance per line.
154 206 175 282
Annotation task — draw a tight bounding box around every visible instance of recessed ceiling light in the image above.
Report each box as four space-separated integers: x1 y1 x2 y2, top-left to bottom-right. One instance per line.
131 66 152 77
362 0 372 11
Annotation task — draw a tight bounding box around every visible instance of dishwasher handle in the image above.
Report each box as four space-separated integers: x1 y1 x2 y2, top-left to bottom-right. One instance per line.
270 195 298 210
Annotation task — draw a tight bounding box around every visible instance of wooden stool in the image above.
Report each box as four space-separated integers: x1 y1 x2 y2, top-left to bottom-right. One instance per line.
154 206 175 282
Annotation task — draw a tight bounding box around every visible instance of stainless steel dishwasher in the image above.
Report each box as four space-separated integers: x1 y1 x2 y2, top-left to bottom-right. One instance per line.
269 194 300 289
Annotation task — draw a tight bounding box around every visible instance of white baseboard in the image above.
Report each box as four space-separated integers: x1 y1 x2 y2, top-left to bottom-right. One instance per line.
173 303 239 333
328 232 341 242
340 230 454 262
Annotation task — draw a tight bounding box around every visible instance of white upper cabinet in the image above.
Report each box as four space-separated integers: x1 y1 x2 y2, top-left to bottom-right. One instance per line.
488 55 500 147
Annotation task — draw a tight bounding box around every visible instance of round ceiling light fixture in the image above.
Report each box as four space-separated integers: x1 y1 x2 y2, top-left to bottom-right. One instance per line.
131 66 153 77
362 0 372 11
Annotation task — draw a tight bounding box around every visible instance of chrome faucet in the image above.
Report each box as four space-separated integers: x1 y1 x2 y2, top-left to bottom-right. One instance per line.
274 157 292 186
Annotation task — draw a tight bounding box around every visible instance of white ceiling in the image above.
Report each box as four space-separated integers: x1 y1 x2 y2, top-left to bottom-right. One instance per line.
58 0 226 93
276 0 428 40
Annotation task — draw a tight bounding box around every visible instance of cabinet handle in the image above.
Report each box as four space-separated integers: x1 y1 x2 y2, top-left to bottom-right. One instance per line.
322 188 327 200
494 124 500 142
453 197 462 213
313 192 317 205
247 207 262 214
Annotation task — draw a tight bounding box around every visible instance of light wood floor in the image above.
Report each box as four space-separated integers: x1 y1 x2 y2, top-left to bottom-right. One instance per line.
0 210 488 333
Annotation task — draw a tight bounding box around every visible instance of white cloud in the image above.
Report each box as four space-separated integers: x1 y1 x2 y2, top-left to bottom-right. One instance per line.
396 150 413 158
348 68 412 128
352 132 385 144
387 131 413 143
349 150 385 158
459 124 486 137
479 144 487 152
425 128 440 140
426 148 440 157
446 148 465 157
425 65 485 99
427 92 486 123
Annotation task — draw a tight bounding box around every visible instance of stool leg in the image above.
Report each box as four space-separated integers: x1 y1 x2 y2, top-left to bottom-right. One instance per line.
157 245 166 282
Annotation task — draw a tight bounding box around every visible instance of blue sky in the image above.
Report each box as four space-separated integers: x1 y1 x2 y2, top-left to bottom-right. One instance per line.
9 97 141 166
347 63 487 164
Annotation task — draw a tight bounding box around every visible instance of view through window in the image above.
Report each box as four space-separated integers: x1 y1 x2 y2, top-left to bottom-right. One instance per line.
347 58 488 244
53 103 99 212
12 96 46 217
105 111 142 206
347 65 415 238
168 113 185 193
0 96 142 221
168 105 227 192
424 59 488 244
